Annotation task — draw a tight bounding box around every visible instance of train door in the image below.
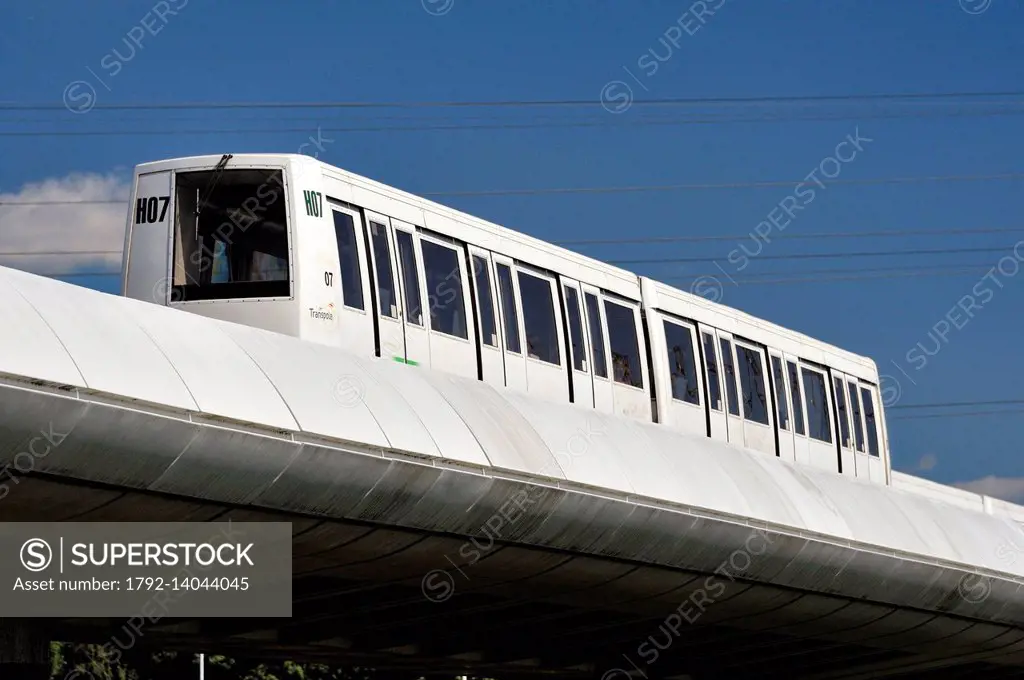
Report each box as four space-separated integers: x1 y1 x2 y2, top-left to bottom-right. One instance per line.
856 383 887 483
328 202 374 357
799 361 838 472
653 313 706 438
783 354 811 467
581 284 613 414
602 295 651 421
468 246 505 389
392 220 429 366
714 329 745 449
417 231 477 380
364 211 406 363
769 350 796 463
732 337 777 456
516 265 570 404
841 376 880 482
562 279 594 408
830 370 858 477
700 329 728 445
493 254 528 393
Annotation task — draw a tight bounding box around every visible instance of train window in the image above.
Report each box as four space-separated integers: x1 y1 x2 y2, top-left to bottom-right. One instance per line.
860 386 881 457
472 256 497 347
801 367 832 444
770 356 790 431
664 320 700 405
496 264 521 354
719 339 740 416
604 300 643 388
518 271 561 365
703 333 723 412
585 293 608 378
834 377 851 448
369 222 397 319
736 345 769 425
332 211 365 311
172 169 290 301
848 382 866 452
564 286 587 372
787 361 805 435
421 241 468 340
396 231 422 326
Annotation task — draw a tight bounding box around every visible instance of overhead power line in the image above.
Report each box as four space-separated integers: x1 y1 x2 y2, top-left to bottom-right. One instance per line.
3 105 1024 127
5 108 1024 136
609 245 1021 266
677 262 1002 279
425 173 1024 197
716 268 995 285
890 408 1024 421
559 226 1024 246
5 89 1024 111
2 172 1020 209
888 399 1024 411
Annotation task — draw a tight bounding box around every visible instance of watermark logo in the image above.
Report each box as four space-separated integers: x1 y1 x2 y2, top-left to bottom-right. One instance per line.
150 277 184 304
20 538 52 572
420 419 605 603
0 423 72 500
64 669 93 680
957 573 991 604
881 238 1024 406
691 127 872 305
422 0 455 16
878 374 903 408
598 0 729 113
421 568 456 603
62 81 98 115
600 81 634 114
600 668 634 680
297 127 335 160
600 527 775 676
332 375 365 408
61 0 190 114
960 0 993 14
689 274 725 303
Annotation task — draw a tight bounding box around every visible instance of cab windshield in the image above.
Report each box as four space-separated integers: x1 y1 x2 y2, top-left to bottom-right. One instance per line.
172 168 289 301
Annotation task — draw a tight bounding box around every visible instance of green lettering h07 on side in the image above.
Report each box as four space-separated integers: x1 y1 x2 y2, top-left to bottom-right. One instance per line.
303 190 322 217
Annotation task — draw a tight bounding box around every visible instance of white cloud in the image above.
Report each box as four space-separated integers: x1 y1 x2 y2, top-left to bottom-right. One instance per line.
0 172 130 277
917 453 938 471
953 476 1024 503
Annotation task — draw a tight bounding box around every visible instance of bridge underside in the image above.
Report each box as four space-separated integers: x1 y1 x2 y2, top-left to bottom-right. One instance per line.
3 475 1023 680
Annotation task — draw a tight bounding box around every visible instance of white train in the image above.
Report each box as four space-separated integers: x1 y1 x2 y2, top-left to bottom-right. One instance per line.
120 153 890 485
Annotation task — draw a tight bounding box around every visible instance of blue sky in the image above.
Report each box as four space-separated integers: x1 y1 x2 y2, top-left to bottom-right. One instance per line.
0 0 1022 496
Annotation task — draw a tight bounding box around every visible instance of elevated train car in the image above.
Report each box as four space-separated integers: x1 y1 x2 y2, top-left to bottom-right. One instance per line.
121 153 890 486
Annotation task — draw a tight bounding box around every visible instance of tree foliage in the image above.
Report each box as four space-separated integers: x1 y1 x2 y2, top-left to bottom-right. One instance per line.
48 643 380 680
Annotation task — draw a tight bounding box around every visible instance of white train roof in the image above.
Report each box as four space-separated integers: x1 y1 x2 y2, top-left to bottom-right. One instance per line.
5 264 1020 622
135 154 877 375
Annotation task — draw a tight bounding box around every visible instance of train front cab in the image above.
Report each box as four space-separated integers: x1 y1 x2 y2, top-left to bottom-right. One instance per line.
121 154 325 340
640 278 890 485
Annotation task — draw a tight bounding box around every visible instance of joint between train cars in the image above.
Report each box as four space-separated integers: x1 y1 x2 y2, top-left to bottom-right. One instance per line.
638 305 658 424
356 206 383 359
